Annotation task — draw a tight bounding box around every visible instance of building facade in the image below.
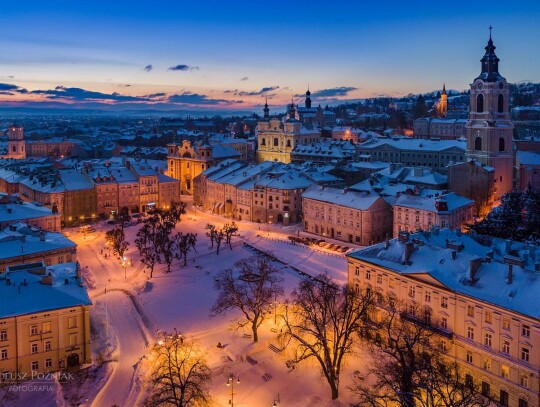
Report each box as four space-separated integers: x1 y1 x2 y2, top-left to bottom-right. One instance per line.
393 192 474 236
347 229 540 407
0 262 91 377
302 185 393 245
4 126 26 159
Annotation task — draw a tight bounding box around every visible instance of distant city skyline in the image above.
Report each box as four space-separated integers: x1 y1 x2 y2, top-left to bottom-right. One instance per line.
1 0 539 111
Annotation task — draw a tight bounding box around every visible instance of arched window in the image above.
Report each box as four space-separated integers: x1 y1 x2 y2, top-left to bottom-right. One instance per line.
498 94 504 113
475 137 482 151
273 138 279 146
477 94 484 113
499 137 505 152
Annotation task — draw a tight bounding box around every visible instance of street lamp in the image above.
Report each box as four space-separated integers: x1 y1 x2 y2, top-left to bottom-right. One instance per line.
226 372 240 407
274 293 278 325
122 256 127 279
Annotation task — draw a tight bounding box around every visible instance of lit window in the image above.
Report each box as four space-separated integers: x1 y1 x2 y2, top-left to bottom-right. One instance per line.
483 358 491 371
484 333 492 347
42 322 51 333
485 311 492 324
467 327 474 340
466 350 473 363
501 364 509 379
502 318 510 330
441 296 448 309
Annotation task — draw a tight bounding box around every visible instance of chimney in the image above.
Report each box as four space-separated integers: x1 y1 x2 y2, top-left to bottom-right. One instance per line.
469 258 482 282
40 232 45 241
398 231 410 243
76 262 82 280
404 241 414 262
507 264 513 284
41 273 53 285
385 235 390 250
455 226 461 236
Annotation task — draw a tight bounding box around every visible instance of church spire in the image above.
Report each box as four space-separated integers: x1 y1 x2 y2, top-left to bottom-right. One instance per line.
305 85 312 109
442 83 446 95
476 26 503 82
263 97 269 118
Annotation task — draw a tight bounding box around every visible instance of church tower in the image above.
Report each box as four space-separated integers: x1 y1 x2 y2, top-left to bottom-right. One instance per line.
465 29 513 199
305 87 312 109
7 125 26 159
437 84 448 117
263 97 270 118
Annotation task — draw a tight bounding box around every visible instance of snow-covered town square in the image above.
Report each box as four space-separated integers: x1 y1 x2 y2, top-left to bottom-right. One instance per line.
1 2 540 407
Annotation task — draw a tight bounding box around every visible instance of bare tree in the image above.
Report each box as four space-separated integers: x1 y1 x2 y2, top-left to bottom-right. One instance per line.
205 224 216 249
135 223 160 278
351 297 489 407
215 229 225 255
223 222 238 250
156 224 176 273
105 226 129 259
175 232 198 266
145 332 211 407
210 255 284 342
279 275 375 400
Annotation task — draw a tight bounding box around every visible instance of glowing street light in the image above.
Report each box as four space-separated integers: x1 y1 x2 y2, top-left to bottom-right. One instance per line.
122 256 127 279
226 372 240 407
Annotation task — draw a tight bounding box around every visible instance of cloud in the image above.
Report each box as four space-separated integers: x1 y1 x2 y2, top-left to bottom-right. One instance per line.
0 83 21 91
145 92 167 98
168 64 199 71
144 64 153 72
168 92 241 105
235 86 279 96
311 86 358 98
30 86 149 102
224 89 238 94
240 76 249 81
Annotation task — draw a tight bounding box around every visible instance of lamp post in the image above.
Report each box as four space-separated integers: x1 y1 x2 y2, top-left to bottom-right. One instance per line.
274 293 277 325
226 372 240 407
122 256 127 279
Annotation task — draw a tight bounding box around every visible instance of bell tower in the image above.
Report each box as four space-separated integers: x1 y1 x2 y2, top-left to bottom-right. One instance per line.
7 125 26 159
465 28 513 199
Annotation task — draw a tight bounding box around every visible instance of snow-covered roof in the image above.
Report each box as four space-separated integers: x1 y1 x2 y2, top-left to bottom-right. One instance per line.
516 150 540 166
59 169 94 191
394 192 473 213
0 195 58 222
359 137 466 152
348 230 540 320
0 223 76 260
302 185 382 211
0 262 91 318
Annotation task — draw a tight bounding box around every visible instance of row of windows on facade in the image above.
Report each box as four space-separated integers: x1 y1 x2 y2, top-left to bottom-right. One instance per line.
480 381 528 407
476 93 505 114
0 318 78 342
355 267 532 338
260 138 293 148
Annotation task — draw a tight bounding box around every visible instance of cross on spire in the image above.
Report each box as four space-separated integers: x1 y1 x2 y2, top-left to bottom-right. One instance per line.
489 25 493 39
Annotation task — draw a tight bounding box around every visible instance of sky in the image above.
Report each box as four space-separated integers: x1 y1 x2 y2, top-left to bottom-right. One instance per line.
0 0 539 112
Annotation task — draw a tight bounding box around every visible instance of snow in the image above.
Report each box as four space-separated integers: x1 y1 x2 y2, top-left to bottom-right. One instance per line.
59 198 363 406
348 229 540 319
0 223 76 260
0 262 91 319
302 185 381 211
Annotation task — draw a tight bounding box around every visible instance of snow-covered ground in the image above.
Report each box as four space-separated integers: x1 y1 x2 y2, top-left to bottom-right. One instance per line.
54 198 367 407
